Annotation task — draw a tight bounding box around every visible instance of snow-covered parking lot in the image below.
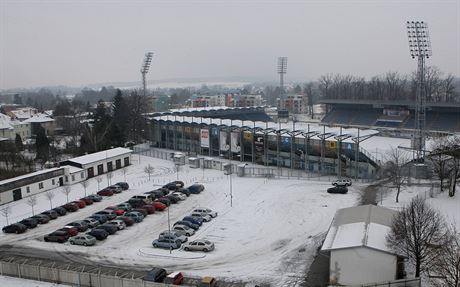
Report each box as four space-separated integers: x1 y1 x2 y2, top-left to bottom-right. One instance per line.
0 155 361 286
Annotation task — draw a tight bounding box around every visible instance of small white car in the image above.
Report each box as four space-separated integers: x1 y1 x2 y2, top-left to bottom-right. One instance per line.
332 179 352 187
193 208 217 218
183 239 214 252
107 219 126 230
190 212 212 222
172 224 195 237
171 192 187 201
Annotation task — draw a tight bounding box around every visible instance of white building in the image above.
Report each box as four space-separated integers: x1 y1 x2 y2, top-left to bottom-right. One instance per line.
61 147 132 179
62 165 86 185
0 113 31 140
321 205 404 285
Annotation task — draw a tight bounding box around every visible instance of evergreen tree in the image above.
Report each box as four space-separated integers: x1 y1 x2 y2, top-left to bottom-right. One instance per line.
110 89 128 145
14 134 23 151
35 126 50 164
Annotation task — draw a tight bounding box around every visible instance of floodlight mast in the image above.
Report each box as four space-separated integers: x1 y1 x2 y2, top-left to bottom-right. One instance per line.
406 21 431 162
140 52 154 97
277 57 288 114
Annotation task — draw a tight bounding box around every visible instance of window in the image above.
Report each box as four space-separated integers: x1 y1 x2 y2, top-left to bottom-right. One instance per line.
81 172 85 179
39 182 44 189
52 179 55 185
124 157 130 166
71 175 75 181
65 176 69 182
26 187 30 193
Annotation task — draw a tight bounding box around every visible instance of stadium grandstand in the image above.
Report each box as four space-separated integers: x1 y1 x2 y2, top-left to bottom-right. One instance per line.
319 99 460 134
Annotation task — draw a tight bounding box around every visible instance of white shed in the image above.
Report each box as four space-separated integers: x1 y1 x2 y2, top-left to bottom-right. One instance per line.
321 205 404 285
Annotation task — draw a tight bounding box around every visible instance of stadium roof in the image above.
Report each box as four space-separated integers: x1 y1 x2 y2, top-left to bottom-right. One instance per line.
318 99 460 108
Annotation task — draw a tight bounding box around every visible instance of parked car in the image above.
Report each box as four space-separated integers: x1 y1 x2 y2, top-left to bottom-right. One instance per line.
108 185 123 194
62 202 79 212
97 189 114 196
145 190 164 199
116 202 132 211
332 179 352 187
124 211 144 223
52 206 67 216
86 194 103 202
143 267 167 283
139 205 156 214
158 187 170 196
173 224 195 237
164 271 184 285
190 212 212 222
127 198 145 208
163 180 184 190
87 228 109 240
182 216 203 226
183 239 215 252
155 197 171 206
199 276 217 287
114 182 129 190
117 216 135 226
152 201 167 211
159 231 188 243
193 208 217 218
72 200 86 208
177 187 191 197
94 210 117 220
66 220 89 232
44 231 69 243
174 220 199 231
327 186 348 194
131 195 153 204
41 210 59 220
19 218 38 229
89 214 108 224
94 224 118 235
187 184 204 194
57 226 79 236
30 214 51 224
132 208 148 217
105 206 125 216
171 192 186 201
83 217 101 228
165 194 180 204
107 219 126 230
80 197 94 205
69 234 97 246
152 238 181 250
2 223 27 234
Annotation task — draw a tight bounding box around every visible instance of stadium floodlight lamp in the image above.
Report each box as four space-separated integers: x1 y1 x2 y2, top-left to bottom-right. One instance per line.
141 52 154 74
406 21 432 59
277 57 288 74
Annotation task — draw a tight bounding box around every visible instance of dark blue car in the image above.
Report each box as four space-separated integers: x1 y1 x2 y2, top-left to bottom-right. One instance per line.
182 216 203 226
187 184 204 194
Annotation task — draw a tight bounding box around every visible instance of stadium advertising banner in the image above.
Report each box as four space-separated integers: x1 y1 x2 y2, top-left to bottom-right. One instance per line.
200 129 210 148
220 131 229 151
254 134 264 163
230 131 241 152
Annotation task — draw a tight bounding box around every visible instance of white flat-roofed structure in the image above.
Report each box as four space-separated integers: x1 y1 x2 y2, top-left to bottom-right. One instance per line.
62 165 86 185
321 205 404 285
0 168 65 205
61 147 132 179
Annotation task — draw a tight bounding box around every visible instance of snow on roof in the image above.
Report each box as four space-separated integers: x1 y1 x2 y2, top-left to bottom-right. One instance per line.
62 165 84 174
321 205 397 254
67 148 132 165
0 168 62 186
23 113 54 123
9 108 37 120
0 113 14 130
169 106 258 113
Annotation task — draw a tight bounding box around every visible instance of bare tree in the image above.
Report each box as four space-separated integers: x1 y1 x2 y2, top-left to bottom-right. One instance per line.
45 191 55 209
144 164 154 181
429 137 452 192
106 172 113 186
96 177 103 191
384 148 410 202
386 196 450 277
62 185 72 203
26 195 37 215
122 167 127 182
431 224 460 287
0 206 11 225
81 180 89 196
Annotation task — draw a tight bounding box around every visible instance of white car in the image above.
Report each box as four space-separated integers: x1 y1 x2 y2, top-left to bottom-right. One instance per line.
190 212 212 222
193 208 217 218
332 179 352 187
172 224 195 237
171 192 187 201
183 239 215 252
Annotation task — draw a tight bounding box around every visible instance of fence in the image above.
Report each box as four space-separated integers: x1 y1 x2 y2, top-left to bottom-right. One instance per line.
0 256 179 287
358 278 421 287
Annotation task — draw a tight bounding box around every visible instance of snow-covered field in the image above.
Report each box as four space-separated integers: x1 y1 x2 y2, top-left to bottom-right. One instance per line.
0 276 69 287
0 155 361 286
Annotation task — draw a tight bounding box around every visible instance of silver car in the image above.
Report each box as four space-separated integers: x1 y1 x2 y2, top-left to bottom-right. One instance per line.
107 219 126 230
172 224 195 237
183 239 214 252
193 207 218 218
69 234 97 246
159 231 187 243
190 212 212 222
83 217 100 228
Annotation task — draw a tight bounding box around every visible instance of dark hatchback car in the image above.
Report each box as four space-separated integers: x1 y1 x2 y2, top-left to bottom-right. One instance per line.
187 184 204 194
2 223 27 234
143 267 167 283
41 210 59 219
140 205 156 214
30 214 51 224
165 195 180 204
118 216 135 226
182 216 203 226
132 208 148 217
88 228 109 240
80 197 94 205
174 220 199 231
327 186 348 194
94 224 118 235
44 231 69 243
19 218 38 229
87 194 103 202
66 221 89 232
97 189 114 197
144 190 163 199
52 206 67 216
115 182 129 190
89 214 109 224
62 202 79 212
177 187 191 197
127 198 145 208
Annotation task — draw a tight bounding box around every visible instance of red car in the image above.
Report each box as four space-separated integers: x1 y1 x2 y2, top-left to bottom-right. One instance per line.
80 197 94 205
106 206 125 216
152 201 167 211
140 205 156 214
97 189 114 196
164 271 184 285
72 200 86 208
57 226 79 236
62 202 79 212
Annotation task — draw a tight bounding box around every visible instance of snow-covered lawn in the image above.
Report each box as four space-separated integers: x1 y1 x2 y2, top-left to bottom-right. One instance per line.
0 276 70 287
0 155 361 285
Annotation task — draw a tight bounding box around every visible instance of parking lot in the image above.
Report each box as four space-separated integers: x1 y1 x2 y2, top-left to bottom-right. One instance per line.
0 155 360 286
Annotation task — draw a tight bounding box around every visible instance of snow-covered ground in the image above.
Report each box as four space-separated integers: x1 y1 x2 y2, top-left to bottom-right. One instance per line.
0 155 361 286
0 276 69 287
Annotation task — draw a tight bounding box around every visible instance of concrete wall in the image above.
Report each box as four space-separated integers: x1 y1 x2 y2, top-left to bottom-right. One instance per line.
329 247 397 285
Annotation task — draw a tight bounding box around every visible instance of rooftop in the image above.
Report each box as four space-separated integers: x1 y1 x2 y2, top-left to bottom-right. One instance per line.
66 147 132 165
0 168 62 187
23 113 55 123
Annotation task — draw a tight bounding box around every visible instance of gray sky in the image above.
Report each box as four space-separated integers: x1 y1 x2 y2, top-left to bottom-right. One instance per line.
1 0 459 89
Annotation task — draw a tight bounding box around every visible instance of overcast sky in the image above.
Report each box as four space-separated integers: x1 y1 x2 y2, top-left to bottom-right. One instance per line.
1 0 459 89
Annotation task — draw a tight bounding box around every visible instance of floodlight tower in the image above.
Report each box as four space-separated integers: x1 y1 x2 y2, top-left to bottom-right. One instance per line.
140 52 154 97
406 21 431 162
277 57 288 122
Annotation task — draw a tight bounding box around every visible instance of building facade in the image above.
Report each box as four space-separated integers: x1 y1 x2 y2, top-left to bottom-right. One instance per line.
277 94 309 114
